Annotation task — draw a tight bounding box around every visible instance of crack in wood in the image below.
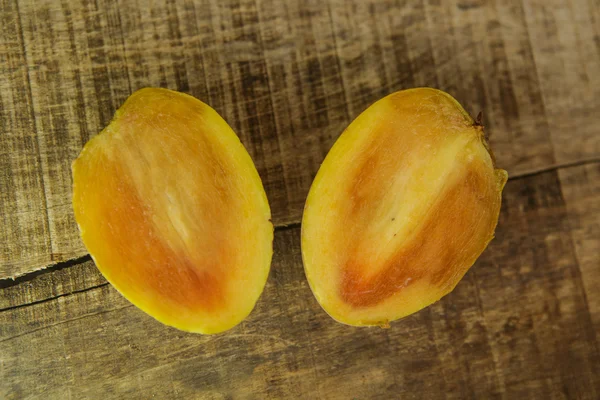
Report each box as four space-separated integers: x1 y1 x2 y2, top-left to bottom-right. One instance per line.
0 281 109 314
0 302 133 344
506 157 600 181
0 255 92 290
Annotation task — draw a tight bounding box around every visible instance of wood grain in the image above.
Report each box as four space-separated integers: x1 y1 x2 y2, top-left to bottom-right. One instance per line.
1 170 599 399
559 163 600 342
0 256 104 312
1 0 599 397
0 0 53 279
522 0 600 164
1 0 599 278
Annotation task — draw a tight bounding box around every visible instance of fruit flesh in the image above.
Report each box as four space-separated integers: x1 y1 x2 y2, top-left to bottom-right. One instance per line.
301 88 507 327
72 88 273 334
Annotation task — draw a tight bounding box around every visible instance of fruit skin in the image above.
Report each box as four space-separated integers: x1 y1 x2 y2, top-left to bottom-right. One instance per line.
72 88 273 334
301 88 507 327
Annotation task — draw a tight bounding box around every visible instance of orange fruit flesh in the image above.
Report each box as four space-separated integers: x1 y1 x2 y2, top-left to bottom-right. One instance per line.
302 88 507 327
72 88 273 334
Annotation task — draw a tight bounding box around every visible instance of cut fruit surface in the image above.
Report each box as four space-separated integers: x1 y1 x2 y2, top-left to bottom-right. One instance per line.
301 88 507 327
72 88 273 334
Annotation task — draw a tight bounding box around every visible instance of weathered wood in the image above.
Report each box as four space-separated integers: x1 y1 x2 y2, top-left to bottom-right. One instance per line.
522 0 600 164
469 166 600 399
2 0 600 278
0 0 53 279
0 257 105 312
1 0 599 396
1 170 598 399
559 163 600 341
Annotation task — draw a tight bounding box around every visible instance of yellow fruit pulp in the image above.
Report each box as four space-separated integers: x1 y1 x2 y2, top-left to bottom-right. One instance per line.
302 88 507 327
72 88 273 334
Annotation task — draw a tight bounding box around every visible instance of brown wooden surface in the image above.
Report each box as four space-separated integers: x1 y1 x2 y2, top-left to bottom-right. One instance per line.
0 0 599 398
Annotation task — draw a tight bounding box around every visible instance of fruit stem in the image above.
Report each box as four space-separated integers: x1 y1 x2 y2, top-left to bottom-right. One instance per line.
474 111 484 127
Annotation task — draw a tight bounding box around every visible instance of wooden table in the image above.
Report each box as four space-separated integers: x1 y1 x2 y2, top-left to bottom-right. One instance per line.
1 0 599 398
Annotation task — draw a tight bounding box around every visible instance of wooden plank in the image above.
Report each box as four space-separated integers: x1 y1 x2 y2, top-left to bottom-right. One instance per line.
1 171 598 399
468 167 600 398
0 0 53 279
2 0 599 279
559 162 600 340
327 0 565 174
522 0 600 164
254 0 350 218
451 0 558 173
0 257 105 312
2 0 137 280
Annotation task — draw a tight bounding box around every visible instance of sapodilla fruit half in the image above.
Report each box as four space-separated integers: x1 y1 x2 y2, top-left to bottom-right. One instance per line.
302 88 507 327
72 88 273 334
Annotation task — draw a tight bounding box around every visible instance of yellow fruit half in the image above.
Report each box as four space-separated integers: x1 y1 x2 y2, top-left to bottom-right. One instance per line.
72 88 273 334
302 88 507 327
